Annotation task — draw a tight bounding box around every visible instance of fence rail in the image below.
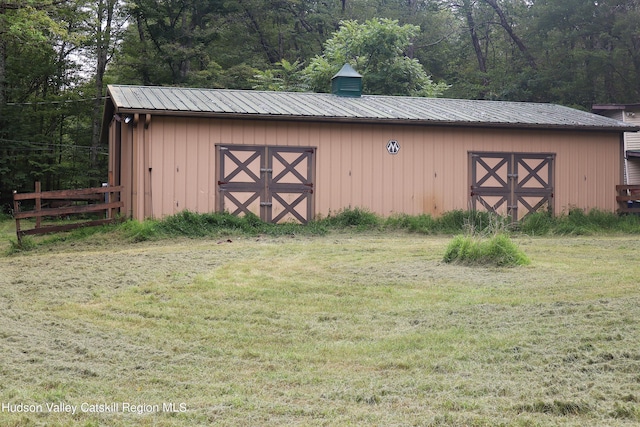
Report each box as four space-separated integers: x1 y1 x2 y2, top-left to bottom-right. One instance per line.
616 184 640 214
12 182 123 243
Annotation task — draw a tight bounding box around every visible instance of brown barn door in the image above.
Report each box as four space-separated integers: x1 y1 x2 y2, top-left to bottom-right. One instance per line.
217 145 315 223
470 152 554 221
266 147 315 223
217 145 266 219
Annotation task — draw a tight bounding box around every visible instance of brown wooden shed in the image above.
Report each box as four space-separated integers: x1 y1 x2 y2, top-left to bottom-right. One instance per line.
101 84 638 223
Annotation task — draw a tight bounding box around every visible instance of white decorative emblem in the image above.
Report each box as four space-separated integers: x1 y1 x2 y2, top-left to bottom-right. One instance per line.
386 140 400 155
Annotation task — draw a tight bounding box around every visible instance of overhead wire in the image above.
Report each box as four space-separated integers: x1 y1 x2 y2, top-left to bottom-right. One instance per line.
4 96 107 106
0 138 108 153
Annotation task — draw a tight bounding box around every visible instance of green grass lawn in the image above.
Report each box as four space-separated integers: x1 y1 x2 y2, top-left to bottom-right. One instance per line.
1 229 639 426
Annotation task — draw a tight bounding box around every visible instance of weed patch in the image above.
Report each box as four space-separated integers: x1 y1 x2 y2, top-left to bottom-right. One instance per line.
384 213 436 233
520 208 640 236
54 211 328 245
318 207 380 229
4 206 640 253
6 236 36 254
443 234 530 267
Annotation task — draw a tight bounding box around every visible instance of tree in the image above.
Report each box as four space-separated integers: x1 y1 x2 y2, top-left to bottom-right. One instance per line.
0 1 67 119
0 0 72 206
303 18 448 96
444 0 537 100
527 0 640 106
113 0 226 86
251 59 306 91
84 0 125 183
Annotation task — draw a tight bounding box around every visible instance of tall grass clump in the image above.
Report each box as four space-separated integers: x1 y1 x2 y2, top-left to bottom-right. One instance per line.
520 208 640 236
120 218 162 242
385 210 510 235
554 208 603 235
443 233 530 267
441 210 529 267
319 207 380 230
157 210 260 237
385 213 437 233
6 236 36 254
518 211 554 235
435 210 509 234
120 211 328 241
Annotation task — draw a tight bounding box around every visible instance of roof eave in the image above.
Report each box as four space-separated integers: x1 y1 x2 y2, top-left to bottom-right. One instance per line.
112 107 640 133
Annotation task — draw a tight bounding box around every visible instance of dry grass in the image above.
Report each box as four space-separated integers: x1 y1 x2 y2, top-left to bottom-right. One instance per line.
1 229 639 426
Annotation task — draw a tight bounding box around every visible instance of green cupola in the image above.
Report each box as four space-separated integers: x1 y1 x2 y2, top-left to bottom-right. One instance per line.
331 63 362 97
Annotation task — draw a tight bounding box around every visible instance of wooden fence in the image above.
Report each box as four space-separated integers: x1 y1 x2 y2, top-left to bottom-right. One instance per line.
12 181 123 243
616 184 640 214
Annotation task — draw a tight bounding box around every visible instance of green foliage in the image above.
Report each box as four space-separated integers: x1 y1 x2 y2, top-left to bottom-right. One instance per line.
443 233 530 267
0 1 106 205
303 18 448 96
251 59 307 92
158 211 263 237
318 207 381 230
437 210 508 234
121 211 328 241
5 207 640 252
119 219 161 242
385 214 436 234
6 206 640 252
518 211 554 236
6 236 36 255
0 1 66 42
519 208 640 236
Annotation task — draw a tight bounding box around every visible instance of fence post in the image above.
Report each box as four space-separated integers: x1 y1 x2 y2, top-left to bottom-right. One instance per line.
13 190 21 245
102 182 109 219
35 181 41 229
107 172 114 219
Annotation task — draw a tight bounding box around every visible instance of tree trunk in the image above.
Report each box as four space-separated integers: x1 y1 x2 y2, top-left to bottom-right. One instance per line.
0 38 6 120
463 0 487 74
134 7 151 85
482 0 537 69
0 0 6 114
90 0 116 184
239 0 278 64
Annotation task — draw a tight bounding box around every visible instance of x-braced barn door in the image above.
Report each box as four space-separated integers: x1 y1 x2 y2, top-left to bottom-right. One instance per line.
469 152 555 221
217 145 315 223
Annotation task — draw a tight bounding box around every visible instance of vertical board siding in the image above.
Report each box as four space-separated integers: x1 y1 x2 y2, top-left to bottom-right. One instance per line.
625 110 640 184
174 119 187 213
126 116 621 220
183 119 197 212
596 108 639 185
120 125 133 217
160 118 173 215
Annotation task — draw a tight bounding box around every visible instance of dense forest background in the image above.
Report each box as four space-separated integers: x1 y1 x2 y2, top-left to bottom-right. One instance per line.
2 0 640 210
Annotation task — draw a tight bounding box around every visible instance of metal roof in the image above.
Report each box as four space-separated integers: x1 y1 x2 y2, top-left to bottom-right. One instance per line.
106 84 639 132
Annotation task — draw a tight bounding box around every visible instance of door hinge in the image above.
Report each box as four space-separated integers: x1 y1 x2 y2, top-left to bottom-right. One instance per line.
260 168 273 173
260 202 273 207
